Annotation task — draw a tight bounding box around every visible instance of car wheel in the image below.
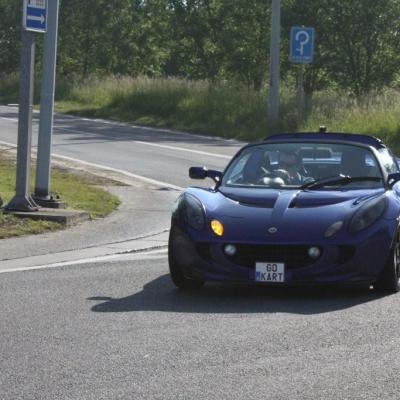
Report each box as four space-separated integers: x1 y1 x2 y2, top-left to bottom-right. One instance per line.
374 231 400 293
168 228 205 290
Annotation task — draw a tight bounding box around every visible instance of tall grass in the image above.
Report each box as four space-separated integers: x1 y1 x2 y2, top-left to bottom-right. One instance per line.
302 90 400 151
0 73 20 104
56 76 276 141
2 74 400 151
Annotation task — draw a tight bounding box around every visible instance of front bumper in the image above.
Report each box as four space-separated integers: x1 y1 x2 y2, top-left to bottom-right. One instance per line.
170 226 393 286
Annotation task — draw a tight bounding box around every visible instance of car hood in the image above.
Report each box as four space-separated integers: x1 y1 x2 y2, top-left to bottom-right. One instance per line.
218 186 365 208
187 186 387 242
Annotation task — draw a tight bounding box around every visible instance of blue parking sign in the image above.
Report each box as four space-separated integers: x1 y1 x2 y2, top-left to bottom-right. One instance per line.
23 0 47 33
290 27 315 64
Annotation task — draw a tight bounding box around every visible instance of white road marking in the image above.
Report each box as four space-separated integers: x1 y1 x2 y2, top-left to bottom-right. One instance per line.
2 104 241 143
54 125 232 159
57 110 243 144
51 153 185 191
0 116 18 122
0 107 238 160
0 139 185 191
132 139 231 159
0 248 167 274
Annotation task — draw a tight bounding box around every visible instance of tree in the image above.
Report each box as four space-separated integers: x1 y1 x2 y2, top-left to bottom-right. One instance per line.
2 0 400 97
283 0 331 98
168 0 271 88
321 0 400 95
0 1 21 76
221 0 270 89
167 0 226 80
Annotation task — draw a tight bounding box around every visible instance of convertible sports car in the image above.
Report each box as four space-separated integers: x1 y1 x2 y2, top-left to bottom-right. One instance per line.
168 130 400 292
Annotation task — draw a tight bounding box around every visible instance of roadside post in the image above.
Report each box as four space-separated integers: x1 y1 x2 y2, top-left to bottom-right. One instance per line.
268 0 281 124
33 0 64 208
6 0 48 212
290 27 315 115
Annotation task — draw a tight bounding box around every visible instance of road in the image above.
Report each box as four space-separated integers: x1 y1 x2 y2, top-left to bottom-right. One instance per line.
1 251 400 400
1 106 400 399
0 104 240 261
0 105 242 189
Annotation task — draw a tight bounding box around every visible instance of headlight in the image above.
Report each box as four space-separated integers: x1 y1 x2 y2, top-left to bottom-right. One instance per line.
180 194 205 231
348 197 387 233
325 221 344 238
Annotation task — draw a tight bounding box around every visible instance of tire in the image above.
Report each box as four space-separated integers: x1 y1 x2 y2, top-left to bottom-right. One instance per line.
374 231 400 293
168 228 205 290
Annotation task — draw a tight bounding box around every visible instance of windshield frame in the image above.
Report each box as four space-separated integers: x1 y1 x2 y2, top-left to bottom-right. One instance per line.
221 139 387 191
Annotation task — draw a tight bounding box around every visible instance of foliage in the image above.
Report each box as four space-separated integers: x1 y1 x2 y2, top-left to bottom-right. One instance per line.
302 89 400 153
3 0 400 96
57 0 172 77
55 76 276 140
0 1 21 76
319 0 400 95
0 213 63 239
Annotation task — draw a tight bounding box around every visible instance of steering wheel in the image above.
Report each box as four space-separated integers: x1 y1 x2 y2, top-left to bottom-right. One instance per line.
257 167 290 185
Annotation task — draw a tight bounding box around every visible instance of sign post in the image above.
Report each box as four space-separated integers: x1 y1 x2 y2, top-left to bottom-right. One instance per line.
290 27 315 115
5 0 47 212
268 0 281 124
34 0 62 207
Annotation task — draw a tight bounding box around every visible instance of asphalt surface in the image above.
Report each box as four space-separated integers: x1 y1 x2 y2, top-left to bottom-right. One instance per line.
0 105 242 189
0 185 175 263
1 107 400 399
1 253 400 400
0 104 240 263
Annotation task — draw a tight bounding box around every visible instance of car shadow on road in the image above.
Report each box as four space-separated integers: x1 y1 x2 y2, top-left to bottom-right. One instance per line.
88 274 386 315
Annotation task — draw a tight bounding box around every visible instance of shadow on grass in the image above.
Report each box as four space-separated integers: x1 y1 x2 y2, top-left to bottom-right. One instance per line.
88 274 385 315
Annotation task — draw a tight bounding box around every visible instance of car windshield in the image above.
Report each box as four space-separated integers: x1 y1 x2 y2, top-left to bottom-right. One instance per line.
222 142 385 190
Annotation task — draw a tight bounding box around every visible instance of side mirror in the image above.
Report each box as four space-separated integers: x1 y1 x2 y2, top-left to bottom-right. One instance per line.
189 166 208 180
388 172 400 188
189 166 222 184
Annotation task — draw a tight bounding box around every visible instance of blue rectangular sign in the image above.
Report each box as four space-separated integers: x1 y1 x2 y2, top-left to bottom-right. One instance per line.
23 0 47 33
290 27 315 64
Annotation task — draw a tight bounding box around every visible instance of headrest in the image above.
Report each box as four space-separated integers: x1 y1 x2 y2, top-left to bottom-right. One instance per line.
300 149 333 159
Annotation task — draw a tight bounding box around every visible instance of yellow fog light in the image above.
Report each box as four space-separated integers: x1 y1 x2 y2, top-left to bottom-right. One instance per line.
211 220 224 236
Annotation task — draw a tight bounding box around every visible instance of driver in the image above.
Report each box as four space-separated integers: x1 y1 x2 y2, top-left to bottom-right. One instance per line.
275 150 311 185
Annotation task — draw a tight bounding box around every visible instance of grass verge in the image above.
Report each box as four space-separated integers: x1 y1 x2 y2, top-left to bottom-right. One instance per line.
54 76 275 142
0 155 120 239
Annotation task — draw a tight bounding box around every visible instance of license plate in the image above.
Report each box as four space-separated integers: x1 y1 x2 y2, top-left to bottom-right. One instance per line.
255 262 285 283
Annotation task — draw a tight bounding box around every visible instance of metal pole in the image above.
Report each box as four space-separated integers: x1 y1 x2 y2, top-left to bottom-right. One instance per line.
298 64 305 117
5 30 38 212
34 0 60 203
268 0 281 124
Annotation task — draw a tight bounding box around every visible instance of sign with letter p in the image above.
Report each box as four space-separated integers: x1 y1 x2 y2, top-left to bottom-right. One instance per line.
290 27 315 64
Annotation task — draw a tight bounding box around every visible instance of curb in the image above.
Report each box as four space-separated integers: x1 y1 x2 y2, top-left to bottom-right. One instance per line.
5 208 90 227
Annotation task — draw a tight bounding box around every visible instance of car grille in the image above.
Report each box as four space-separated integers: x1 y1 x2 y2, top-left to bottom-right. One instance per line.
225 244 321 269
196 243 213 262
337 246 356 265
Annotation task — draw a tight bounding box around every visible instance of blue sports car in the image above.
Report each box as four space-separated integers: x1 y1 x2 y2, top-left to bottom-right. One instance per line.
168 131 400 292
